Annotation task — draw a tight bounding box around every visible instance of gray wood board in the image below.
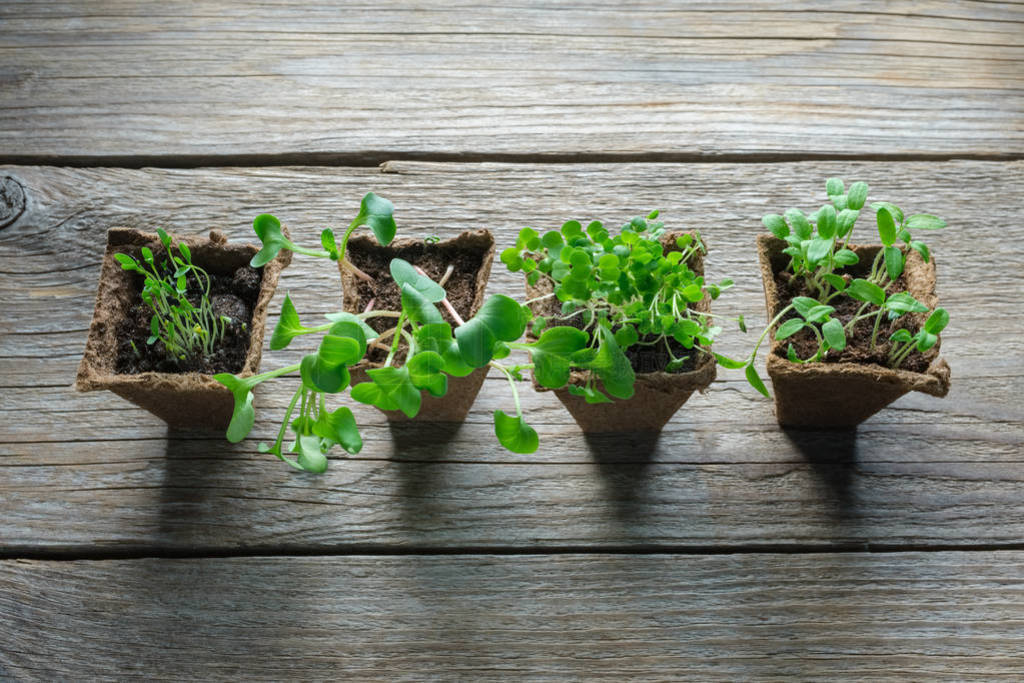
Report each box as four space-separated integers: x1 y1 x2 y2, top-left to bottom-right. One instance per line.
2 552 1024 680
1 1 1022 161
0 161 1021 554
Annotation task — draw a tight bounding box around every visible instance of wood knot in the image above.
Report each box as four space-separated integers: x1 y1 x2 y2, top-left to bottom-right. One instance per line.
209 229 227 244
0 176 27 230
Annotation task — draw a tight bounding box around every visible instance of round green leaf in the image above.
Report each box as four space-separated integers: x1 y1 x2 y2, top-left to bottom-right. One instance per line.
493 410 539 454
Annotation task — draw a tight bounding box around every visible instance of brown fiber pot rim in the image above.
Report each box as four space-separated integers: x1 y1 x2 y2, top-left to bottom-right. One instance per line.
525 230 717 396
75 227 291 395
756 233 950 398
338 229 496 374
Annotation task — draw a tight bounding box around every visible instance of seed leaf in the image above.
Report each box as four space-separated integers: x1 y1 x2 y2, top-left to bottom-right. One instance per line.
292 434 328 474
213 373 259 443
493 410 539 454
407 351 448 397
745 363 770 398
251 213 293 268
924 308 949 334
775 318 805 340
822 318 846 351
313 406 362 454
390 258 446 302
762 214 789 239
885 292 929 314
846 182 869 210
270 294 309 350
414 323 475 377
884 245 904 281
906 214 946 231
847 279 885 306
876 207 897 246
351 366 421 418
455 294 529 368
524 326 589 389
300 353 351 394
353 192 397 245
584 326 635 399
400 283 444 325
834 249 859 266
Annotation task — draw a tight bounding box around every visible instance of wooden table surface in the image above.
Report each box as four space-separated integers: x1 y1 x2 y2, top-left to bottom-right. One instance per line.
2 2 1023 679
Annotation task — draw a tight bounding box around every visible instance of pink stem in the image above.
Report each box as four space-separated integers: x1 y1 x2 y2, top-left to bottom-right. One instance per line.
342 259 374 283
362 298 376 314
414 265 465 326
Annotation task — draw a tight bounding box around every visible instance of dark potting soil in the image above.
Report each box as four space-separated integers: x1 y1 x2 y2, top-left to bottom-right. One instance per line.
535 296 699 376
114 249 262 375
772 267 931 373
348 243 483 364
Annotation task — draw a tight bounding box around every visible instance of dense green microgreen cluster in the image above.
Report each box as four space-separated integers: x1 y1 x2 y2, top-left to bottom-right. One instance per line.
726 179 950 396
114 228 233 361
501 211 736 401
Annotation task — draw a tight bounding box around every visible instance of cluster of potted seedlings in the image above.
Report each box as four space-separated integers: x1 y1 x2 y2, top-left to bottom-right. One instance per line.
77 180 952 472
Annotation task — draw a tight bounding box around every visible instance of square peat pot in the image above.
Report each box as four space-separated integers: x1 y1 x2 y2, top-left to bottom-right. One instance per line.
76 228 291 430
526 231 717 433
757 234 951 428
338 230 495 422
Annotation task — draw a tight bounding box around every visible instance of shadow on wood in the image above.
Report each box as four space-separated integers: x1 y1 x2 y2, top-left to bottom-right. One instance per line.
584 431 662 527
782 428 859 524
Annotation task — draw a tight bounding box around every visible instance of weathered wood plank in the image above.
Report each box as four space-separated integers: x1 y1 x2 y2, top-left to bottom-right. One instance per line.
2 552 1023 679
5 452 1024 553
0 161 1020 553
1 1 1021 160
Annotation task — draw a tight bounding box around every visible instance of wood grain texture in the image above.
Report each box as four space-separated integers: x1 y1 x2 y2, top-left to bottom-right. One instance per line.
1 1 1022 161
0 161 1020 554
2 552 1024 679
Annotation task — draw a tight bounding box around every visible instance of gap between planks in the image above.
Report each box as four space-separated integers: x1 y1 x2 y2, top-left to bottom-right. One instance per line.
2 151 1024 169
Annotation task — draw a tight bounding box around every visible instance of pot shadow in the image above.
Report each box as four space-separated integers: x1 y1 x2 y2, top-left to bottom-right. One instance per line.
386 420 464 541
157 427 251 550
782 426 859 521
582 430 662 527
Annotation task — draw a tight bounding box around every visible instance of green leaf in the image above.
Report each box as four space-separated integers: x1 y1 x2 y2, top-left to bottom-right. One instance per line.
786 209 812 240
113 253 138 270
916 331 939 352
567 384 613 404
292 434 328 474
270 294 309 350
775 319 805 340
400 283 444 325
745 364 770 398
614 323 639 349
822 273 847 291
762 214 789 239
351 366 421 418
847 279 885 306
876 207 897 246
251 213 292 268
806 237 834 265
884 245 904 281
353 192 397 245
924 308 949 334
909 240 930 263
493 410 539 454
390 258 446 303
791 296 820 319
300 353 351 394
585 326 635 400
816 205 837 239
822 318 846 351
906 214 946 231
518 227 541 251
890 329 913 343
455 294 529 368
500 247 523 272
213 373 258 443
414 323 475 377
313 406 362 454
833 249 859 266
525 326 589 389
846 181 869 210
787 344 799 362
826 177 845 196
541 231 564 249
871 202 904 227
407 351 448 397
324 311 378 341
321 229 339 259
804 305 835 324
836 209 860 237
713 353 747 370
885 292 929 314
561 220 583 239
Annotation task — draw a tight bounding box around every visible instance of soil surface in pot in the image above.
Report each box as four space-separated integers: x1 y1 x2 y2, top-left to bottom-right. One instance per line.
348 243 483 364
772 267 930 373
534 296 699 375
115 249 261 375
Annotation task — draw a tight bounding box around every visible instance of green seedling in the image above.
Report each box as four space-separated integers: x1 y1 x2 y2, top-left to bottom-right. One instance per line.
114 228 232 361
729 179 949 396
499 210 737 406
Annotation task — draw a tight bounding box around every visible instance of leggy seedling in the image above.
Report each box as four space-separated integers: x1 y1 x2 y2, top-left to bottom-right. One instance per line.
724 179 950 396
114 228 234 362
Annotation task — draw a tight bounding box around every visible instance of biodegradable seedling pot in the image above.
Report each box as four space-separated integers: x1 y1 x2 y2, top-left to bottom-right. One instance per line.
339 230 495 422
76 228 291 429
526 231 717 433
757 234 951 428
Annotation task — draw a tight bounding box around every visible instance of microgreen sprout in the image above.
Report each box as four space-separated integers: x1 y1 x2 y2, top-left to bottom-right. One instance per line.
499 210 737 408
727 179 949 396
114 229 229 361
